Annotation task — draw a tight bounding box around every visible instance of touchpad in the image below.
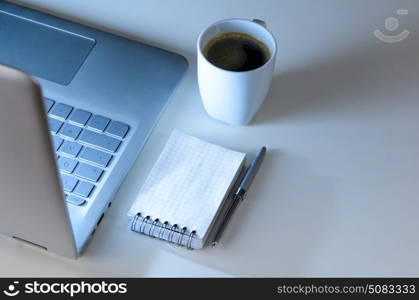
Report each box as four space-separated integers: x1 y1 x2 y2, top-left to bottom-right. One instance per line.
0 11 95 85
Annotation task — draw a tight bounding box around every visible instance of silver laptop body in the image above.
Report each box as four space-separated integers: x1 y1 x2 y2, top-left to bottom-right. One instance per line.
0 1 187 258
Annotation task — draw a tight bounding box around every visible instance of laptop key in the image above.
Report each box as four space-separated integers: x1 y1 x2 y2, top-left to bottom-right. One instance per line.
79 129 121 153
58 156 78 173
52 135 64 151
59 140 82 157
48 117 63 133
87 115 110 131
60 174 79 192
74 162 104 182
59 123 82 140
105 121 129 138
44 98 55 112
74 181 95 198
79 147 112 167
69 109 91 126
49 103 73 120
66 194 86 206
44 100 133 203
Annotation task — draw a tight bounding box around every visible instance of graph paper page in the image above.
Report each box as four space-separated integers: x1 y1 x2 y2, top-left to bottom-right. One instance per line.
128 129 246 239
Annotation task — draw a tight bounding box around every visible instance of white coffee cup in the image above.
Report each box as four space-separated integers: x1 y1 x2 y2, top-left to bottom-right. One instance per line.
197 18 277 125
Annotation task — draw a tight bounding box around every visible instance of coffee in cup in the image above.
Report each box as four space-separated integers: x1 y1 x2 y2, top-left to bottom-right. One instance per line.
203 32 271 72
197 19 277 125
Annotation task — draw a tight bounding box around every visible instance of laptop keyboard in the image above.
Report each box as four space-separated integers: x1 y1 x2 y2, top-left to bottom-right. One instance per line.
44 98 129 207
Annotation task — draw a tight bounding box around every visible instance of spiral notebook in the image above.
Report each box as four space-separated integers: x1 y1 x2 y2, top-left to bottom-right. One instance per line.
128 129 246 249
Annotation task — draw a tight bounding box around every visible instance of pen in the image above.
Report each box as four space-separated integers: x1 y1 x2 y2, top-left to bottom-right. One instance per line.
211 146 267 247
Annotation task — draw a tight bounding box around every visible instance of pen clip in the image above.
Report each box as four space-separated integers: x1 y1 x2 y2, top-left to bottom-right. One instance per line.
236 189 246 202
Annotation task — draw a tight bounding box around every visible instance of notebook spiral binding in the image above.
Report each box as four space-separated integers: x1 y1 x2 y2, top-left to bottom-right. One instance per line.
130 213 197 249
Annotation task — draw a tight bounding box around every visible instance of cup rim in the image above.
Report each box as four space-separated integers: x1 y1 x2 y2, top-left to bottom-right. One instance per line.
197 18 277 74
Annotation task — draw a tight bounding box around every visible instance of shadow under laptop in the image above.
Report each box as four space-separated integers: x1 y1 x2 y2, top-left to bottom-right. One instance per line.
0 227 155 277
79 222 157 276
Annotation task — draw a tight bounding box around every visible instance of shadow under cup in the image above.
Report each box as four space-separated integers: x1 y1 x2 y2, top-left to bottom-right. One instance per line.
197 19 277 125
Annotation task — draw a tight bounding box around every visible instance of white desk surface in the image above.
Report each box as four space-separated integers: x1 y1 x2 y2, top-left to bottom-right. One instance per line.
1 0 419 277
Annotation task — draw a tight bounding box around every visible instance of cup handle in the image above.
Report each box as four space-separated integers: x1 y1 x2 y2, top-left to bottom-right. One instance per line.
252 19 267 28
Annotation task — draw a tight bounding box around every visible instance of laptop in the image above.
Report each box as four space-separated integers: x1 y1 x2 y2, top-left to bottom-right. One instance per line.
0 1 187 258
